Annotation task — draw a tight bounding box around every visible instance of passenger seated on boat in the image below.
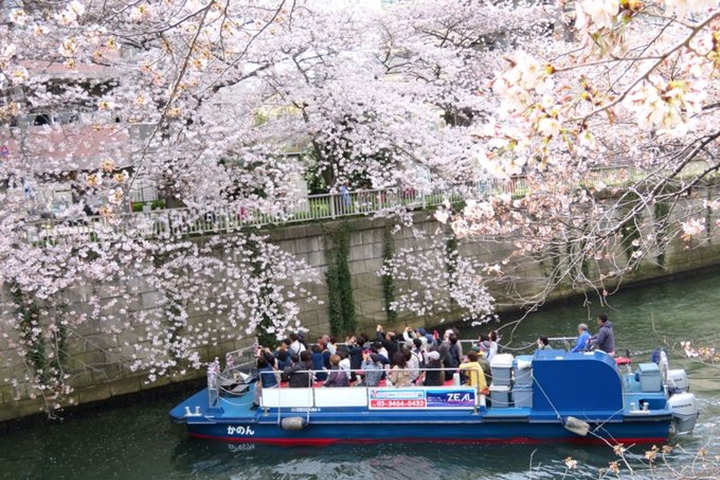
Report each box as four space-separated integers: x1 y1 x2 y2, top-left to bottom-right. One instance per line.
423 350 444 387
388 352 412 388
359 352 383 387
536 335 551 350
459 351 488 394
283 351 313 388
324 354 350 387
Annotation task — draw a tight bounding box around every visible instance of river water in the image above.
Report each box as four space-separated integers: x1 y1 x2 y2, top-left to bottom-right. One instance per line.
2 271 719 480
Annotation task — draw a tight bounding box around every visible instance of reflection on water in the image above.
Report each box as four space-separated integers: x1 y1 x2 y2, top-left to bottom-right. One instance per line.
1 270 720 480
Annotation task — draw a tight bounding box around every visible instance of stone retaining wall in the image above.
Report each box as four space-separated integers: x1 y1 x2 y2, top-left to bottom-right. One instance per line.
2 186 720 422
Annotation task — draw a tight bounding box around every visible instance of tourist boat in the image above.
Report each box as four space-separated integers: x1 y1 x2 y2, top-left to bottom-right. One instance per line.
169 347 699 446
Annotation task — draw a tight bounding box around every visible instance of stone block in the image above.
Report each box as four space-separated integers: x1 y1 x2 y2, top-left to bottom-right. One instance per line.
295 236 321 254
71 351 109 370
141 291 165 310
363 258 383 274
305 250 326 268
76 384 112 404
349 244 375 262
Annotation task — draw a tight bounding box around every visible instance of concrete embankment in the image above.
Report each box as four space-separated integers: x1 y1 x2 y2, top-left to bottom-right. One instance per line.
2 185 720 422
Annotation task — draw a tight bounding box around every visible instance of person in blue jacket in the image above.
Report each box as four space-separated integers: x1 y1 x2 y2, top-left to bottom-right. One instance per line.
571 323 591 352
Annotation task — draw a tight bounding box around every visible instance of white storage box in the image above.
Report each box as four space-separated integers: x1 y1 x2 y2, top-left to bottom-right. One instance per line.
513 355 533 387
490 353 514 387
512 386 533 408
489 384 511 407
638 363 662 392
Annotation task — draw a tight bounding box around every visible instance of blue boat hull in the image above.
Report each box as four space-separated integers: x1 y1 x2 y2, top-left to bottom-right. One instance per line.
185 420 671 447
171 388 672 447
171 350 686 447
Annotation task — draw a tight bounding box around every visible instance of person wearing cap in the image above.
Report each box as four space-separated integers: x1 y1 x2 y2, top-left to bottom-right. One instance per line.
423 349 444 386
588 313 615 356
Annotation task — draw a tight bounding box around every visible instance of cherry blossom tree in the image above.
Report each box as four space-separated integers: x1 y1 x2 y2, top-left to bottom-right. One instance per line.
3 0 717 416
444 0 720 309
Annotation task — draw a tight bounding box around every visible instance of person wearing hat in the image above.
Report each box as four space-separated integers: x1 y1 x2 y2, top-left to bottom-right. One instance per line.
423 349 444 386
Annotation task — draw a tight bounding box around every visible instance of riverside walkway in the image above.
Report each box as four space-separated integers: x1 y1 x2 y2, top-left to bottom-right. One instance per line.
22 161 709 243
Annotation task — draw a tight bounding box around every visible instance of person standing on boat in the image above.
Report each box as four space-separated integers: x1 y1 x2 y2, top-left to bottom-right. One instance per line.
256 355 278 389
288 333 306 358
487 330 499 362
588 313 615 356
571 323 591 352
376 325 399 363
360 352 383 387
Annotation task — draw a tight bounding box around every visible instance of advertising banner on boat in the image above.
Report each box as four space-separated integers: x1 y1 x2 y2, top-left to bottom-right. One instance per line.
368 388 476 409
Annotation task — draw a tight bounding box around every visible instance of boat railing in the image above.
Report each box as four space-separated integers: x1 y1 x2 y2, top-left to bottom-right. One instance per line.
256 366 487 411
256 365 478 389
208 344 260 408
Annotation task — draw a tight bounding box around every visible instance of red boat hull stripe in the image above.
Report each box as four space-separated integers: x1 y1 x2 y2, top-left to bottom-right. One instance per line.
188 432 668 446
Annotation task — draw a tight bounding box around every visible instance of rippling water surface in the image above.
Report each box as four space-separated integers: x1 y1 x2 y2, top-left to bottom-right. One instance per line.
2 270 719 479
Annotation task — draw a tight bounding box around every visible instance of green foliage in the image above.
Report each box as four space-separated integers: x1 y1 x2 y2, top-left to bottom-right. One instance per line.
445 232 459 278
133 199 167 212
619 193 642 267
654 201 671 267
304 156 329 195
293 199 331 220
324 223 356 337
9 282 68 387
706 189 713 237
381 223 397 323
151 199 166 210
13 286 47 381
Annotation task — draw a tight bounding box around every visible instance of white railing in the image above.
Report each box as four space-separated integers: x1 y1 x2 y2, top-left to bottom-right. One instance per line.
21 160 712 244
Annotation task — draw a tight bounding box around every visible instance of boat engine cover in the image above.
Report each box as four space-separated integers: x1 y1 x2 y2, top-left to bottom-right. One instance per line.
668 392 699 434
668 369 689 392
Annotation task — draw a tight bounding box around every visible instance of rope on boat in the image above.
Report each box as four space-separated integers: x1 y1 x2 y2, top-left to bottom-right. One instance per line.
531 371 591 437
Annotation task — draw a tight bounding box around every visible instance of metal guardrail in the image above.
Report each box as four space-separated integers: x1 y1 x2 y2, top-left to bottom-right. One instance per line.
22 161 712 244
